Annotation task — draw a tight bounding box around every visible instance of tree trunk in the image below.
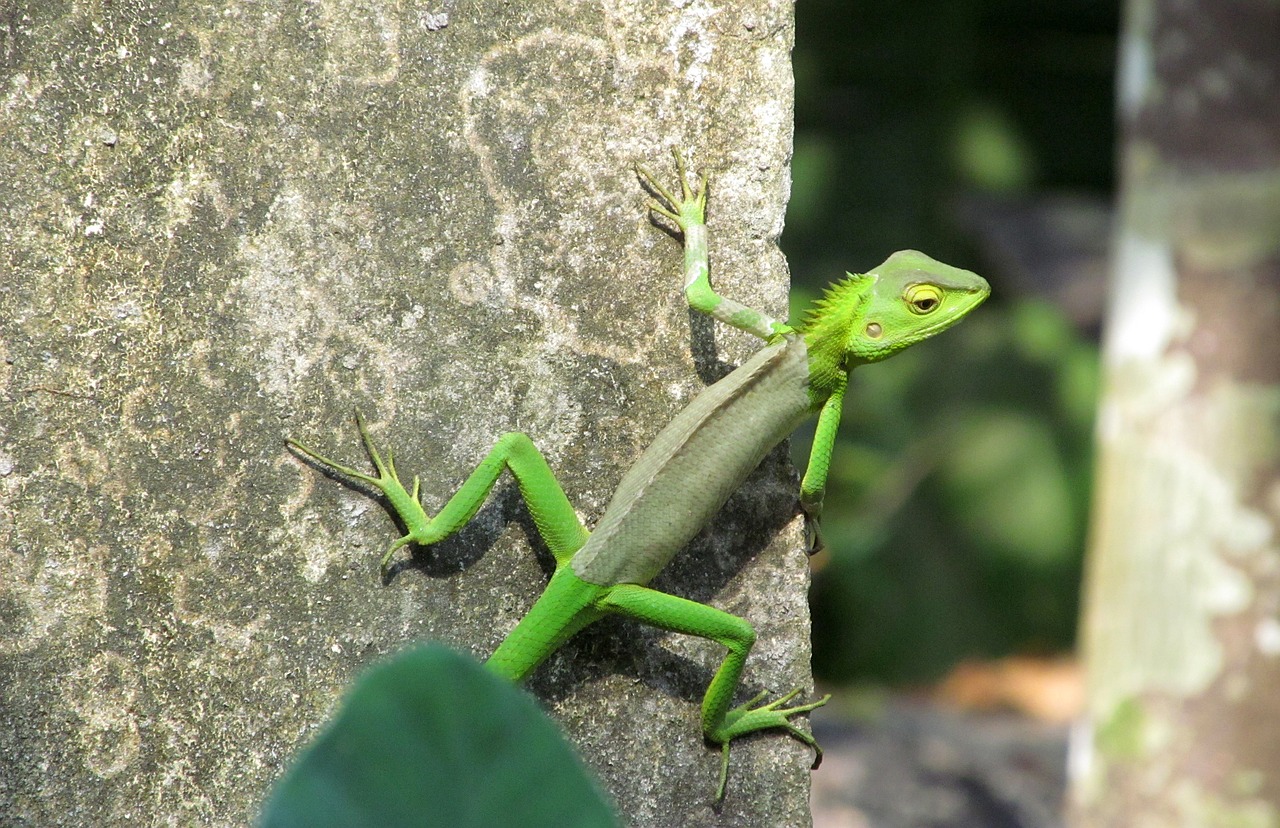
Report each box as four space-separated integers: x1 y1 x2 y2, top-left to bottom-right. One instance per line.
0 2 814 825
1071 0 1280 824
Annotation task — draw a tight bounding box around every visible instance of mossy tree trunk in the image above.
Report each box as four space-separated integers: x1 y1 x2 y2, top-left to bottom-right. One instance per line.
0 2 815 825
1071 0 1280 823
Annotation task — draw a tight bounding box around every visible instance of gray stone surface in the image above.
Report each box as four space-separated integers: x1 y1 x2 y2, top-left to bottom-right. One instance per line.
0 1 813 825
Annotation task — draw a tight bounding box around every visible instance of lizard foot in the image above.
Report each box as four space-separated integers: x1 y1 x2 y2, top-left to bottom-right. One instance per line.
711 688 831 800
635 148 707 233
287 409 428 570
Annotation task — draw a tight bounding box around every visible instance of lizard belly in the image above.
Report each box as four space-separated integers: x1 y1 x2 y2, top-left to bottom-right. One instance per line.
571 336 813 587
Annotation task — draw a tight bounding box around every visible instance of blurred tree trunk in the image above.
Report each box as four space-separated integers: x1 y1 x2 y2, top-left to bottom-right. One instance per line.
1071 0 1280 824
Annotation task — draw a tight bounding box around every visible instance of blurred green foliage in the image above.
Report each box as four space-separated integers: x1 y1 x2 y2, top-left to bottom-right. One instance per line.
787 0 1118 683
795 302 1098 682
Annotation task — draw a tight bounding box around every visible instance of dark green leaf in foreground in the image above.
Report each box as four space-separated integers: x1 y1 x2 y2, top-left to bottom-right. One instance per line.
260 645 617 828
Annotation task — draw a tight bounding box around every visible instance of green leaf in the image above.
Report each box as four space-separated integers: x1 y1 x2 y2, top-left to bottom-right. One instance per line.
260 645 617 828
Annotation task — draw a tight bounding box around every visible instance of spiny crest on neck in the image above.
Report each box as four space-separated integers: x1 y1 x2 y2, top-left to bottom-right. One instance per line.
800 273 871 336
798 272 872 401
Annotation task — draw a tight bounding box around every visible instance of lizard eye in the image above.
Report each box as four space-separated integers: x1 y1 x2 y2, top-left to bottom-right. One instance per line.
904 284 943 315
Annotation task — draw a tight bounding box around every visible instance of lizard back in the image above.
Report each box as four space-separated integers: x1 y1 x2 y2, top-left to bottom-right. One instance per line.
571 335 814 587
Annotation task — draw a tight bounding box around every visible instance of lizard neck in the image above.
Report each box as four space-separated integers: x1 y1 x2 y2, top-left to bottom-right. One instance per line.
800 273 869 406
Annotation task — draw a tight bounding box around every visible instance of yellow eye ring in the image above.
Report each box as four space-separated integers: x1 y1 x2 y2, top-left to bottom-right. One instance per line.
904 284 943 315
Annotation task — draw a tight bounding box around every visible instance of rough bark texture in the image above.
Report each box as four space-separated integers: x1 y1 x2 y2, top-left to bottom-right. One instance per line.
0 1 815 825
1071 0 1280 824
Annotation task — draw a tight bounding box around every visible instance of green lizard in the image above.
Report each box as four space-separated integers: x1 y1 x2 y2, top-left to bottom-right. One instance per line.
288 152 989 799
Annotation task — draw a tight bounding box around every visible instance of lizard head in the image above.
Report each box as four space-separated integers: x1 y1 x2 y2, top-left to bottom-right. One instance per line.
799 249 989 400
838 249 989 363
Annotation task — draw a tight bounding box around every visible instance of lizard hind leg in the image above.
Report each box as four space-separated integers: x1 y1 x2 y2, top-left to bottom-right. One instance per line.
288 411 590 571
595 582 828 799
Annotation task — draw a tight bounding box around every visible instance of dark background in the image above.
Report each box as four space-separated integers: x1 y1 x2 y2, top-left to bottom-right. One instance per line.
785 0 1120 684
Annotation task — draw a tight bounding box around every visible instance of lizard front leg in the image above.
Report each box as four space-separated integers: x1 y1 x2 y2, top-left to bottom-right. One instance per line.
636 150 794 342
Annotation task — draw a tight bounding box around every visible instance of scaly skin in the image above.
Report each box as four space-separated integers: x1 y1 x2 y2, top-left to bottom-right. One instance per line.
288 150 990 800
